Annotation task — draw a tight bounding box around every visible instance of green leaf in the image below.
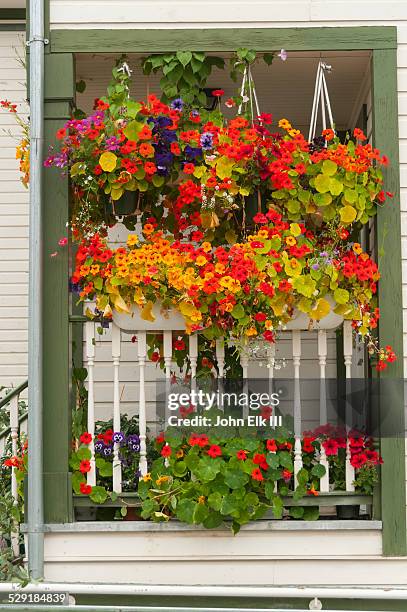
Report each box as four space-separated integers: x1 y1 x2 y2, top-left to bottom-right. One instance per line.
208 491 223 511
203 511 224 529
333 288 350 305
322 159 338 176
176 51 193 67
289 506 305 519
231 304 245 319
314 173 331 193
126 100 142 118
263 53 275 65
193 502 209 524
76 446 91 461
76 79 86 93
296 468 309 486
266 453 279 469
72 471 85 494
224 469 249 489
329 178 343 196
271 495 284 519
152 174 165 188
89 486 108 504
176 499 196 523
123 120 143 141
311 464 326 478
172 460 187 477
96 458 113 477
278 451 293 470
303 506 320 521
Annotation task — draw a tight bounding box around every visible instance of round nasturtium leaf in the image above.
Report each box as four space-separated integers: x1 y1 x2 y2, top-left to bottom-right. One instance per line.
311 297 331 320
322 159 338 176
99 151 117 172
334 288 350 305
339 205 357 224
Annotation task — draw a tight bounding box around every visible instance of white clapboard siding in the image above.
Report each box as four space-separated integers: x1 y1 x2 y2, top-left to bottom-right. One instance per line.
0 30 28 388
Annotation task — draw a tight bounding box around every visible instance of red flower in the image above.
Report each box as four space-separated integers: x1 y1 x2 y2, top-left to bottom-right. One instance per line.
156 433 165 444
79 432 92 445
353 128 367 141
350 453 367 469
188 433 201 446
183 163 195 174
236 450 247 460
174 338 186 351
79 460 91 474
212 89 225 97
266 439 277 452
56 128 66 140
251 468 264 481
207 444 222 458
161 444 172 457
254 312 267 322
79 482 92 495
93 164 103 176
151 350 160 362
282 468 292 482
322 438 339 456
263 330 275 342
198 434 209 447
144 161 157 175
170 142 181 155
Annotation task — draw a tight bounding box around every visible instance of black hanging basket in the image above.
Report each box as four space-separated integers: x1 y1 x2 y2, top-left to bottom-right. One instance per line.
105 190 139 217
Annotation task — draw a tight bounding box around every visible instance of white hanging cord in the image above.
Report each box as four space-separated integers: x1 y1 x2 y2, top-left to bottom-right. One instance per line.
237 67 248 115
308 61 334 143
237 65 261 122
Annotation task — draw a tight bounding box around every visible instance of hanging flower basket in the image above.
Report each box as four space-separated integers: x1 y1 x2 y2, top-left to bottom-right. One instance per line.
285 295 343 331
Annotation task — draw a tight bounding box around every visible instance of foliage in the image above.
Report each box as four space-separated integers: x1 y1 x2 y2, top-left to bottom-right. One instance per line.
138 429 323 532
0 100 29 188
142 51 225 107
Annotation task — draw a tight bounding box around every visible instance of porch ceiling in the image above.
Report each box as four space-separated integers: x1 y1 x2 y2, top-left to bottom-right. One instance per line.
75 50 371 133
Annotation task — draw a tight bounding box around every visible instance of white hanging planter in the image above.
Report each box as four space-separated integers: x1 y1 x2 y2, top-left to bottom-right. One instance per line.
112 301 187 332
284 295 343 331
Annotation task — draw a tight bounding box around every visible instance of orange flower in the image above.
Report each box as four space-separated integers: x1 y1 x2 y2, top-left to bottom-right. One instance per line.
139 143 154 157
322 128 335 141
353 128 367 141
144 161 157 175
138 126 152 140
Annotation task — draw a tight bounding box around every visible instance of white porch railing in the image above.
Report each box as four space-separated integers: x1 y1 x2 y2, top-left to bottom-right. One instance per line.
83 317 356 497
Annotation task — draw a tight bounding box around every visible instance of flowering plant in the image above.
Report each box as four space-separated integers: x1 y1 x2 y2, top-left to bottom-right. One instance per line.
0 99 29 188
139 430 323 532
71 208 394 366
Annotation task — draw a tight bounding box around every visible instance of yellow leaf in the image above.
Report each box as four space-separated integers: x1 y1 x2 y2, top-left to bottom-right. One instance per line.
111 187 124 201
290 223 301 237
201 211 220 228
339 205 357 224
85 307 95 320
270 295 287 317
141 301 155 322
215 156 235 180
103 303 113 318
112 293 130 313
239 186 251 196
99 151 117 173
193 165 207 179
179 301 196 317
311 298 331 320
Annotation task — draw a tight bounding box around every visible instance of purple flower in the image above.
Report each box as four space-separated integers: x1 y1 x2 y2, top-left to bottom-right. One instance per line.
170 98 184 111
184 145 202 160
113 431 125 444
94 441 104 453
200 132 213 151
319 251 329 258
103 445 113 457
105 136 120 152
129 442 140 452
278 49 288 61
311 263 320 271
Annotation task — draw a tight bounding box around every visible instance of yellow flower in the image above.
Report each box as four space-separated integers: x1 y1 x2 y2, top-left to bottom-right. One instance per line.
176 449 184 459
90 264 100 275
80 265 90 276
245 327 258 337
265 320 274 330
142 473 152 482
196 255 207 266
127 234 139 247
201 241 212 253
288 129 300 137
198 496 206 505
353 242 363 254
278 118 292 130
156 475 170 486
285 236 296 246
215 263 226 274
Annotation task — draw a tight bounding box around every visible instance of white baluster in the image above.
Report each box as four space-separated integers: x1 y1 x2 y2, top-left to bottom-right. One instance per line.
112 323 122 494
240 350 249 420
10 393 19 556
343 321 355 492
318 330 329 492
85 321 96 486
268 342 276 381
292 330 303 485
137 331 148 476
189 334 198 411
163 331 172 426
216 338 225 411
216 338 225 378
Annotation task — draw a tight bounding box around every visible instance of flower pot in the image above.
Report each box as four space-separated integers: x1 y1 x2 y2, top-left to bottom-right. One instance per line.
336 504 360 519
285 294 343 331
106 190 139 217
113 301 187 332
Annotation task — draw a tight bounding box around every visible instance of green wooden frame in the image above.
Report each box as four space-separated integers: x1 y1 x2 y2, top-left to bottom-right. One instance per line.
0 9 26 20
40 25 405 554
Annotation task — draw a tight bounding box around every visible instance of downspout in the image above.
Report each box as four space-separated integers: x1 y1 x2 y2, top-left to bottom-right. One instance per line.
27 0 46 580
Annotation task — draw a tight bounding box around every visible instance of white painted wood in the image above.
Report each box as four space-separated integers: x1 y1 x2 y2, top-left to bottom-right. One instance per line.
9 393 20 556
292 330 303 484
343 321 355 492
0 31 29 389
111 323 122 493
317 330 329 493
137 331 148 476
85 322 96 487
163 330 172 424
